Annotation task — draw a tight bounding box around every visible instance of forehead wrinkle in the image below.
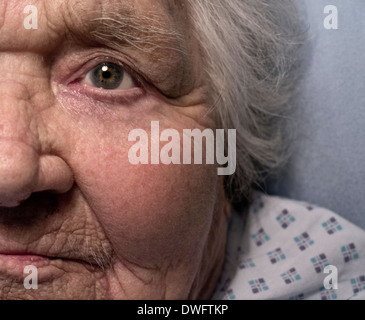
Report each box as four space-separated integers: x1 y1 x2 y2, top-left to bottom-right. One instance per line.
60 0 194 97
87 2 188 59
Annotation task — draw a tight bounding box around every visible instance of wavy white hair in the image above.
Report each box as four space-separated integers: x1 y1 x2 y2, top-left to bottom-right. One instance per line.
186 0 304 202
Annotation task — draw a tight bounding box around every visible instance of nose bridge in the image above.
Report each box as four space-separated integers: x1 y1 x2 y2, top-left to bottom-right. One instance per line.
0 81 41 207
0 81 40 148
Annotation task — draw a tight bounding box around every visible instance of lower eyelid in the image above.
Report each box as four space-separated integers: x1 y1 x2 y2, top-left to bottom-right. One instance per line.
57 86 148 119
65 81 146 105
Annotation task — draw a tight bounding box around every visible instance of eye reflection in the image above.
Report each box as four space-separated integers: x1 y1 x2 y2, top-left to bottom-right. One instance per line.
83 62 135 90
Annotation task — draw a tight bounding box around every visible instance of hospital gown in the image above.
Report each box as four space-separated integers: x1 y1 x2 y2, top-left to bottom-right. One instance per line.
213 192 365 300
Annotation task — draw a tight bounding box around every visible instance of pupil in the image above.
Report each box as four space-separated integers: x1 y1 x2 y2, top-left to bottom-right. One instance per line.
102 71 112 79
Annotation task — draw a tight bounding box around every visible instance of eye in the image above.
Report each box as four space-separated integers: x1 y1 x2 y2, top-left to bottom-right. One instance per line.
81 62 136 90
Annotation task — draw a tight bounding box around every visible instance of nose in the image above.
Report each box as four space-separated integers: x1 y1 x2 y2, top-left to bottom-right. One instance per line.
0 82 74 207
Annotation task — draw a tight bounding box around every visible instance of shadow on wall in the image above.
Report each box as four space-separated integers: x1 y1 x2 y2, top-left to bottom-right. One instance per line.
265 0 365 230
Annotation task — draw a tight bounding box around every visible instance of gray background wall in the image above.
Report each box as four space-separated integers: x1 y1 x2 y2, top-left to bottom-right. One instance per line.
267 0 365 229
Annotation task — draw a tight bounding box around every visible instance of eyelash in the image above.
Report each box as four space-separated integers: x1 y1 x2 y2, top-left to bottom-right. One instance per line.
67 56 147 98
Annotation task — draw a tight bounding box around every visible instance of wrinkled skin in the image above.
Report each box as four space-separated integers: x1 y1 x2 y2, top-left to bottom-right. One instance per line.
0 0 229 299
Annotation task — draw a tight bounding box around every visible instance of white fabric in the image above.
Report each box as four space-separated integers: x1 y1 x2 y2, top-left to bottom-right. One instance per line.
213 192 365 300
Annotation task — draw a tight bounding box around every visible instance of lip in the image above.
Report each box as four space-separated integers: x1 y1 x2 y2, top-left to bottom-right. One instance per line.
0 253 66 284
0 249 105 271
0 254 51 282
0 253 52 271
0 253 51 263
0 191 112 275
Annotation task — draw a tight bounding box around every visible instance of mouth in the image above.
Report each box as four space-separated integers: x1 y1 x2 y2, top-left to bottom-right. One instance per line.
0 189 113 278
0 251 108 283
0 247 111 272
0 253 103 293
0 253 61 286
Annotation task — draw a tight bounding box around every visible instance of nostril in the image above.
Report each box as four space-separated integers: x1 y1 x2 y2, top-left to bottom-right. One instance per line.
0 194 32 208
18 198 28 205
0 140 74 208
0 140 38 207
0 191 60 225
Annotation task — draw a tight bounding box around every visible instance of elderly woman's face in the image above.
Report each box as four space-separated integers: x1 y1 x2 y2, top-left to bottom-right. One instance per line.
0 0 228 299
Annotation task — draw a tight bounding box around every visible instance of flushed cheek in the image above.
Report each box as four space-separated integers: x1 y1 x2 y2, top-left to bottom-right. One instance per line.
74 142 218 268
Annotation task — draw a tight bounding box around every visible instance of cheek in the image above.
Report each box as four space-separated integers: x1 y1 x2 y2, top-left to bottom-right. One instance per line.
71 134 219 267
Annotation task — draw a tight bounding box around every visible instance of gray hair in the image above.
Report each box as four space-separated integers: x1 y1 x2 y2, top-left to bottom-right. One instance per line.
186 0 304 202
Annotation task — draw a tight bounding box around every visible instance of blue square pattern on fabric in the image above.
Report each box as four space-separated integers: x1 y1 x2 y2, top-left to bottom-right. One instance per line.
294 232 315 251
341 243 359 263
251 228 270 247
238 257 256 269
351 276 365 294
310 254 329 274
276 209 296 229
249 279 269 294
319 286 337 300
222 289 236 300
289 293 305 300
322 217 343 235
237 247 256 269
281 268 301 285
267 248 286 264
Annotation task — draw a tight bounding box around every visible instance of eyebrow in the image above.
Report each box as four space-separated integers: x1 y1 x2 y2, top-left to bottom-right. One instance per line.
84 5 187 58
63 1 191 97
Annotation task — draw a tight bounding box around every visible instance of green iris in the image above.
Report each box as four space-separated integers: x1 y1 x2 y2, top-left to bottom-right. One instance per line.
91 62 124 89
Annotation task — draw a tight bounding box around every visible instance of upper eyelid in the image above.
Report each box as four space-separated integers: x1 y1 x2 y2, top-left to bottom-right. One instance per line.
66 56 144 87
54 51 165 98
